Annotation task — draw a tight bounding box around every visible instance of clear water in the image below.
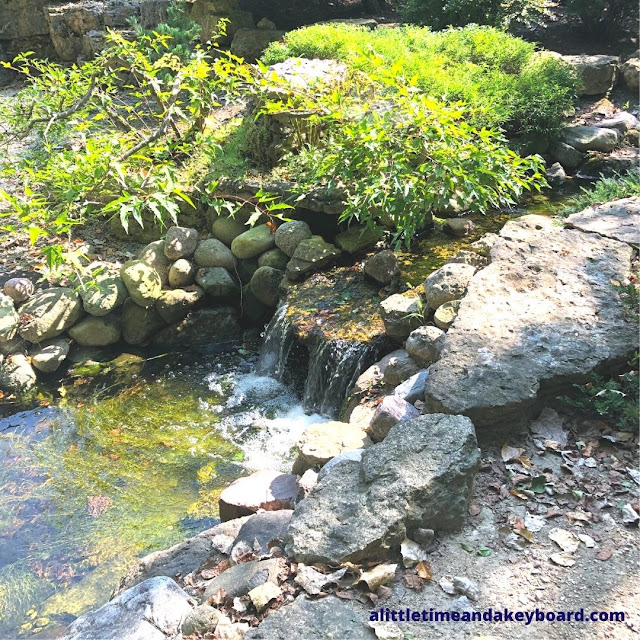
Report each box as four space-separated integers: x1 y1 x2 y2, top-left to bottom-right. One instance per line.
0 344 322 639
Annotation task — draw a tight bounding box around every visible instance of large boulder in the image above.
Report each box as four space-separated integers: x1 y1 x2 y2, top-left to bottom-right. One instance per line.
18 288 84 342
550 141 583 171
563 126 620 152
378 292 423 341
562 54 619 95
565 197 640 244
80 276 128 317
292 421 372 474
244 595 376 640
120 260 162 308
68 314 121 346
152 307 240 346
423 263 476 310
285 414 480 564
334 225 379 254
0 294 19 342
0 354 37 392
60 576 193 640
231 224 276 259
621 57 639 92
164 225 198 260
195 267 238 297
424 215 638 428
194 238 236 269
250 266 284 307
274 220 312 257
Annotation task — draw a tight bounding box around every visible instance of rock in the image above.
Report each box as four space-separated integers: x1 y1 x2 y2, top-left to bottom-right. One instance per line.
363 250 399 285
379 293 423 341
153 307 240 346
3 277 34 303
249 581 282 612
285 414 480 564
546 162 566 186
433 300 460 330
275 220 312 257
257 17 276 30
120 260 162 308
237 258 260 284
155 288 204 324
115 518 249 594
212 215 250 246
241 285 270 325
285 236 341 280
292 421 372 474
405 325 445 366
203 558 280 600
383 349 421 386
423 263 476 310
181 605 221 637
550 141 583 171
334 225 379 253
563 126 620 152
121 298 166 345
620 57 639 92
443 218 475 238
468 233 498 258
319 450 364 478
138 240 170 287
219 470 299 522
394 369 429 404
258 248 289 270
565 197 640 244
562 54 619 95
230 28 285 62
68 314 121 347
598 112 640 134
250 266 284 307
243 595 376 640
60 576 193 640
0 294 19 342
194 238 236 269
168 258 197 288
195 267 238 297
18 288 84 342
164 225 198 260
424 215 638 428
80 276 128 316
230 510 292 559
0 354 37 392
30 338 70 373
0 336 23 356
232 224 276 259
368 395 420 442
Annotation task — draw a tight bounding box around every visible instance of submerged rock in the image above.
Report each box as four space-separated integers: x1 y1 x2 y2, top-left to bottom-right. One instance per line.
285 414 480 564
424 215 637 428
152 307 240 346
18 288 84 342
61 576 193 640
244 595 375 640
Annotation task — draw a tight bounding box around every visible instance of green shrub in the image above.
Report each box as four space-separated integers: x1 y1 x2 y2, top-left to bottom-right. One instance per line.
567 0 638 39
401 0 547 30
562 171 640 215
262 24 578 140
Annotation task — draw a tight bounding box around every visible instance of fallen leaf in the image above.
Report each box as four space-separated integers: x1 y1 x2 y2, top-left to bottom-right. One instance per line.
502 444 524 463
515 527 534 544
248 581 281 612
400 538 428 568
596 548 613 561
377 585 392 600
294 565 347 595
416 561 433 580
439 575 456 595
334 589 356 600
468 504 482 516
565 510 592 524
403 572 424 591
359 564 397 591
518 454 533 468
208 588 227 606
549 528 580 553
477 546 492 557
578 534 596 548
509 489 529 501
550 552 576 567
524 513 546 533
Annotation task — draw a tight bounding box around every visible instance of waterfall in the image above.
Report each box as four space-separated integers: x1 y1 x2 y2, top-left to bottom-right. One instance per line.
255 304 295 380
257 304 382 418
303 338 379 418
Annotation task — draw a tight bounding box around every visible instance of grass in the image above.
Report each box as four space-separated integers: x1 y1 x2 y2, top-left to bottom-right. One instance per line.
562 171 640 215
262 23 579 140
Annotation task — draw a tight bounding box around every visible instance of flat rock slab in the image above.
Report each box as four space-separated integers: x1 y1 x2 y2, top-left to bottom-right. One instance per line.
219 470 299 522
424 215 637 428
285 414 480 565
244 595 376 639
62 576 193 640
565 197 640 244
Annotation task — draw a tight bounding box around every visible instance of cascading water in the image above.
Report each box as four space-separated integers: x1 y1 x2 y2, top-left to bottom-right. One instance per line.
256 302 384 418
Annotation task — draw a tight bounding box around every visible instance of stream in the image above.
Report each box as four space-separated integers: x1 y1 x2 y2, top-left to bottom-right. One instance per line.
0 187 579 638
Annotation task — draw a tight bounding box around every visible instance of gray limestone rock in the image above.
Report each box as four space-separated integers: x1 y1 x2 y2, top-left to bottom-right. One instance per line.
563 126 620 153
405 325 445 366
565 197 640 244
363 250 399 285
423 263 476 310
383 349 421 386
378 293 423 341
